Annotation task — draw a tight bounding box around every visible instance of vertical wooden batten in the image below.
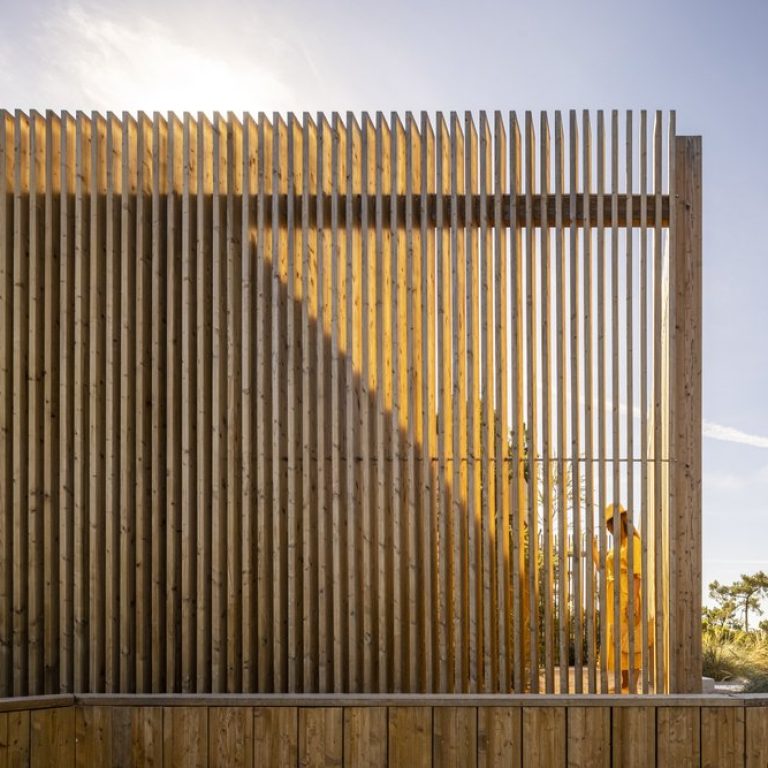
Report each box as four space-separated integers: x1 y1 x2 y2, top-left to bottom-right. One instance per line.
0 110 699 698
669 134 702 694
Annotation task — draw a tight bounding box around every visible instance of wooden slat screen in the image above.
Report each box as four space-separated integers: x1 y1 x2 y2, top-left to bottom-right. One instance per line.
0 110 700 696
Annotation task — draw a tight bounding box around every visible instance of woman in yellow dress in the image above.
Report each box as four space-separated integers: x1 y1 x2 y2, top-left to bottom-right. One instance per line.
593 503 644 693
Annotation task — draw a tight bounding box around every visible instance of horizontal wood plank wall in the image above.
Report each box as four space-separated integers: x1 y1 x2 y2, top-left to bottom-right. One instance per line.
0 111 695 697
0 697 764 767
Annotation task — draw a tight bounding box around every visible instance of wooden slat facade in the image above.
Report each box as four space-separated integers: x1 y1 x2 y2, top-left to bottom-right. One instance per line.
0 694 765 767
0 110 700 696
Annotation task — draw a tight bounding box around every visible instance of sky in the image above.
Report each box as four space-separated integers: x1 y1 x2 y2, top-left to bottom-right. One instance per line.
2 0 767 604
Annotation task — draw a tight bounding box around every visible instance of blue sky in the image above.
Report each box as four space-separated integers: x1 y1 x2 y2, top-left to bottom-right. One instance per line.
2 0 767 599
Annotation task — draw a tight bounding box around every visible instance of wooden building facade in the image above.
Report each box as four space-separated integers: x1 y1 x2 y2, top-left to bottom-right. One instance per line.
0 110 701 697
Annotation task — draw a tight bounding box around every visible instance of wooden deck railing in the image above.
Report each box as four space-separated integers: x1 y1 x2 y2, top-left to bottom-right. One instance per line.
0 693 764 767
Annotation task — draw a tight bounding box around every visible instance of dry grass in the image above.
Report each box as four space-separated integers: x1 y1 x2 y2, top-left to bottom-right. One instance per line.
702 631 768 692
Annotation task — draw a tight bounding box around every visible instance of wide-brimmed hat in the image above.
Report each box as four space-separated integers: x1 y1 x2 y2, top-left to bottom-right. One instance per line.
605 503 627 522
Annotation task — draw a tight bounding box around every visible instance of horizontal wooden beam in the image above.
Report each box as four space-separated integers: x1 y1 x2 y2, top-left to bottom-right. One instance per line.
2 191 669 228
69 693 756 708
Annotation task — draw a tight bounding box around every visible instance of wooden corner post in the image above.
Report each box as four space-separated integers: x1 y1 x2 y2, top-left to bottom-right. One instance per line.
670 135 702 693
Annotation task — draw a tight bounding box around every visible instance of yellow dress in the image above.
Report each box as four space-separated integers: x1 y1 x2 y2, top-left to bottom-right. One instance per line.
605 531 644 671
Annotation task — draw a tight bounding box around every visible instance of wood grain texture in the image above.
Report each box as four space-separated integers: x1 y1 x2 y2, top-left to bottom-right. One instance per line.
254 706 297 768
30 706 74 768
522 707 565 768
746 706 768 768
433 706 477 768
208 706 253 768
612 706 655 768
344 706 386 768
0 111 692 698
701 706 744 768
567 706 609 767
299 706 342 768
389 706 431 768
478 706 521 768
162 706 207 768
656 706 700 767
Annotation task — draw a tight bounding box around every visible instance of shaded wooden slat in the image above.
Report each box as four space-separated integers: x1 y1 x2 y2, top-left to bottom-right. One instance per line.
638 110 651 695
702 706 745 768
421 112 438 694
1 710 30 766
58 112 76 694
0 112 14 698
330 112 345 693
582 110 596 695
344 706 386 768
625 110 637 695
180 112 198 694
72 111 91 694
195 113 214 695
315 113 331 693
539 112 555 695
272 112 288 694
449 111 466 693
433 706 477 768
286 113 301 694
165 114 183 694
209 706 253 768
554 111 569 694
75 705 111 767
568 110 582 693
493 111 510 696
508 112 526 693
567 706 609 767
298 707 342 768
86 112 107 695
118 111 138 691
523 111 539 694
255 112 274 692
360 113 375 694
405 112 423 693
610 109 621 691
478 706 521 768
651 111 664 694
345 112 362 695
135 113 154 694
210 112 227 694
465 111 480 694
373 112 389 694
435 112 452 693
103 113 122 696
150 113 168 696
595 110 608 694
30 706 75 768
656 706 700 767
389 706 432 768
240 113 257 693
746 706 768 768
28 112 47 697
522 707 565 768
300 113 318 693
390 112 406 693
11 111 30 698
671 131 702 695
226 113 243 695
478 112 495 694
611 705 655 767
132 706 163 767
42 112 62 696
162 706 207 768
253 706 297 767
